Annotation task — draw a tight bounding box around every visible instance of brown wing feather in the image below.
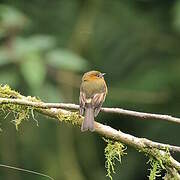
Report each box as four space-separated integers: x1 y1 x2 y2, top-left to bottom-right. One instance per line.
92 92 106 117
79 91 86 115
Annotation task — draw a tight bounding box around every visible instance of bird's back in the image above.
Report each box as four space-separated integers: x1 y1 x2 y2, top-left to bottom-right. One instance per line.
80 78 106 98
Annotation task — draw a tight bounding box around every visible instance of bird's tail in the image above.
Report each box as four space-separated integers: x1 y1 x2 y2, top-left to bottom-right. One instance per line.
81 104 94 132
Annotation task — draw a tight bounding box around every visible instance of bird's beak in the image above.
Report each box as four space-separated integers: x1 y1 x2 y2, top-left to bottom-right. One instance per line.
100 73 106 77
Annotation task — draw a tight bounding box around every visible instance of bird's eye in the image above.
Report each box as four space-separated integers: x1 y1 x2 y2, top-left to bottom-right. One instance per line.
96 73 103 78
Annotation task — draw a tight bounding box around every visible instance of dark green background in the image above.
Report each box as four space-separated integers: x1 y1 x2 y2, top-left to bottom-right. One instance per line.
0 0 180 179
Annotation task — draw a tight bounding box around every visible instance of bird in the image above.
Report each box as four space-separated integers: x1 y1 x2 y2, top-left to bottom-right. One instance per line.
79 70 107 132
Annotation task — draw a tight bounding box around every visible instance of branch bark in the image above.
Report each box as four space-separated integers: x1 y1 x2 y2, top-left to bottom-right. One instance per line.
0 96 180 177
0 97 180 124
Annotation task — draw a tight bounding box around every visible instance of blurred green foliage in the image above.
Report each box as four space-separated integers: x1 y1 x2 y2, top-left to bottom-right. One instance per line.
0 1 180 180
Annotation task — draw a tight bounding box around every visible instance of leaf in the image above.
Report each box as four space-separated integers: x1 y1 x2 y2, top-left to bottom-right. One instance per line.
0 5 28 29
14 36 56 59
20 54 46 89
46 49 89 71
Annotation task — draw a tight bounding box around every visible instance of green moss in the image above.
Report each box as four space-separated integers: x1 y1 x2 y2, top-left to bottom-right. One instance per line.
0 84 21 98
0 84 38 130
0 103 33 130
57 111 81 126
103 138 126 180
140 147 172 180
147 157 162 180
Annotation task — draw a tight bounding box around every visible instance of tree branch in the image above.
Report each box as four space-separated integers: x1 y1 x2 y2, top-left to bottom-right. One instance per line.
0 96 180 177
0 97 180 151
38 106 180 172
0 97 180 124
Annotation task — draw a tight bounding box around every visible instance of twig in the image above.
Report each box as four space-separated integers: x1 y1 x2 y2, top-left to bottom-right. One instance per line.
0 164 54 180
0 98 180 124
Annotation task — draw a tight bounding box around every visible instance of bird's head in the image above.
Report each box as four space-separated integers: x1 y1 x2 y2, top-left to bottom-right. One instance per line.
82 70 106 81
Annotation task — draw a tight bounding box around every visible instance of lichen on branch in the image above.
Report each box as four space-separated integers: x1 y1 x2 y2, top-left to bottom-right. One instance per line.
103 138 126 180
0 84 37 130
0 85 21 98
57 111 81 126
140 147 179 180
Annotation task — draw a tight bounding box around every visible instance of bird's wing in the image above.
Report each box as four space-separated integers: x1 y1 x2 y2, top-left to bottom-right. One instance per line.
92 92 106 117
79 91 86 115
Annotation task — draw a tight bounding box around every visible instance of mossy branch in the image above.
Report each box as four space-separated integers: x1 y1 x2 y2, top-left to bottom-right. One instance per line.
0 85 180 179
